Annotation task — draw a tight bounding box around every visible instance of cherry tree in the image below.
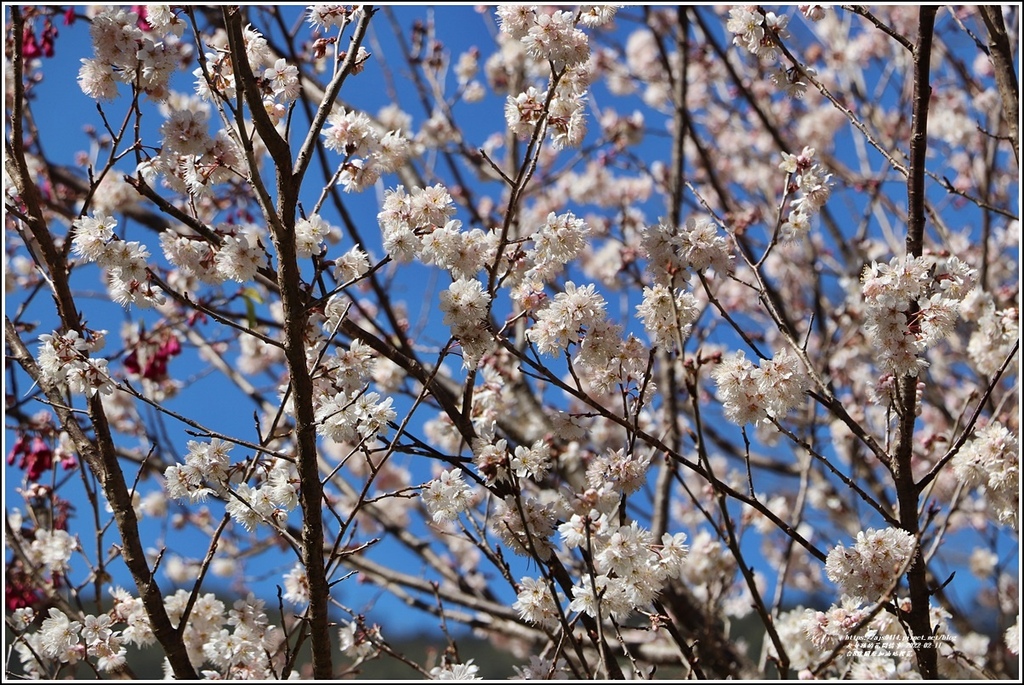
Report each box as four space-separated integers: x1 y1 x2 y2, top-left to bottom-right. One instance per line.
4 4 1019 680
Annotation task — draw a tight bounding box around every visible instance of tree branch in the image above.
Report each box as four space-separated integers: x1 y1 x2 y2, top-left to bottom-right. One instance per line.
895 8 939 679
978 6 1020 163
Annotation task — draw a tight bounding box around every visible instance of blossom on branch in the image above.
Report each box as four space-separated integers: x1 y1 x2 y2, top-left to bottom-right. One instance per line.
953 421 1019 529
825 527 916 603
712 348 809 425
861 254 976 379
421 468 473 524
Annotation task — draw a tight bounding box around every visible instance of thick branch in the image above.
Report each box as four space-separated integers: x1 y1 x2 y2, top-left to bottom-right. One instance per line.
5 319 199 679
895 7 938 680
6 11 199 676
978 6 1020 163
222 7 334 678
222 7 292 173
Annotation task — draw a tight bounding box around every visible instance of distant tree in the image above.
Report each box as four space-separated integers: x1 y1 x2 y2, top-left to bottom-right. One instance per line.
4 4 1019 680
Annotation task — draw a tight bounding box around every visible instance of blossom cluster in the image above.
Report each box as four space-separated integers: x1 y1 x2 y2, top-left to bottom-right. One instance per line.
526 281 602 354
76 6 184 102
641 216 732 287
305 319 399 455
777 146 833 241
512 576 564 629
1007 616 1021 657
584 447 651 496
952 421 1019 529
160 223 266 284
36 329 115 397
294 213 331 259
769 63 817 100
636 284 701 349
163 438 233 503
72 212 165 308
321 106 411 192
421 468 474 524
26 528 78 576
75 9 282 199
460 439 689 628
224 458 301 532
726 6 790 60
492 494 558 561
766 597 997 678
12 589 283 679
379 196 636 373
497 6 613 150
472 436 511 484
167 589 282 678
860 253 976 379
429 658 481 680
526 281 649 395
144 104 244 198
510 439 553 481
497 8 589 69
526 211 591 283
504 74 590 151
17 608 87 671
512 507 688 626
965 295 1018 377
314 389 396 446
824 527 916 603
512 655 570 679
419 219 498 279
565 523 689 621
726 6 818 99
192 22 282 105
307 5 355 31
378 185 459 262
337 618 381 661
711 347 809 425
312 332 374 391
438 277 493 369
673 530 745 612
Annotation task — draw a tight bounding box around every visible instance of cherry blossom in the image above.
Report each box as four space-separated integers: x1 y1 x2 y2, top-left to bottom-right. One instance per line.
5 5 1017 681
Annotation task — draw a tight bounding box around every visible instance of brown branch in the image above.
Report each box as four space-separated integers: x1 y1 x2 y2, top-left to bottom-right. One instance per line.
222 8 292 172
5 318 199 679
978 6 1020 163
7 10 200 676
842 5 915 52
221 5 345 677
894 8 939 679
688 373 790 677
918 338 1019 491
764 13 910 178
